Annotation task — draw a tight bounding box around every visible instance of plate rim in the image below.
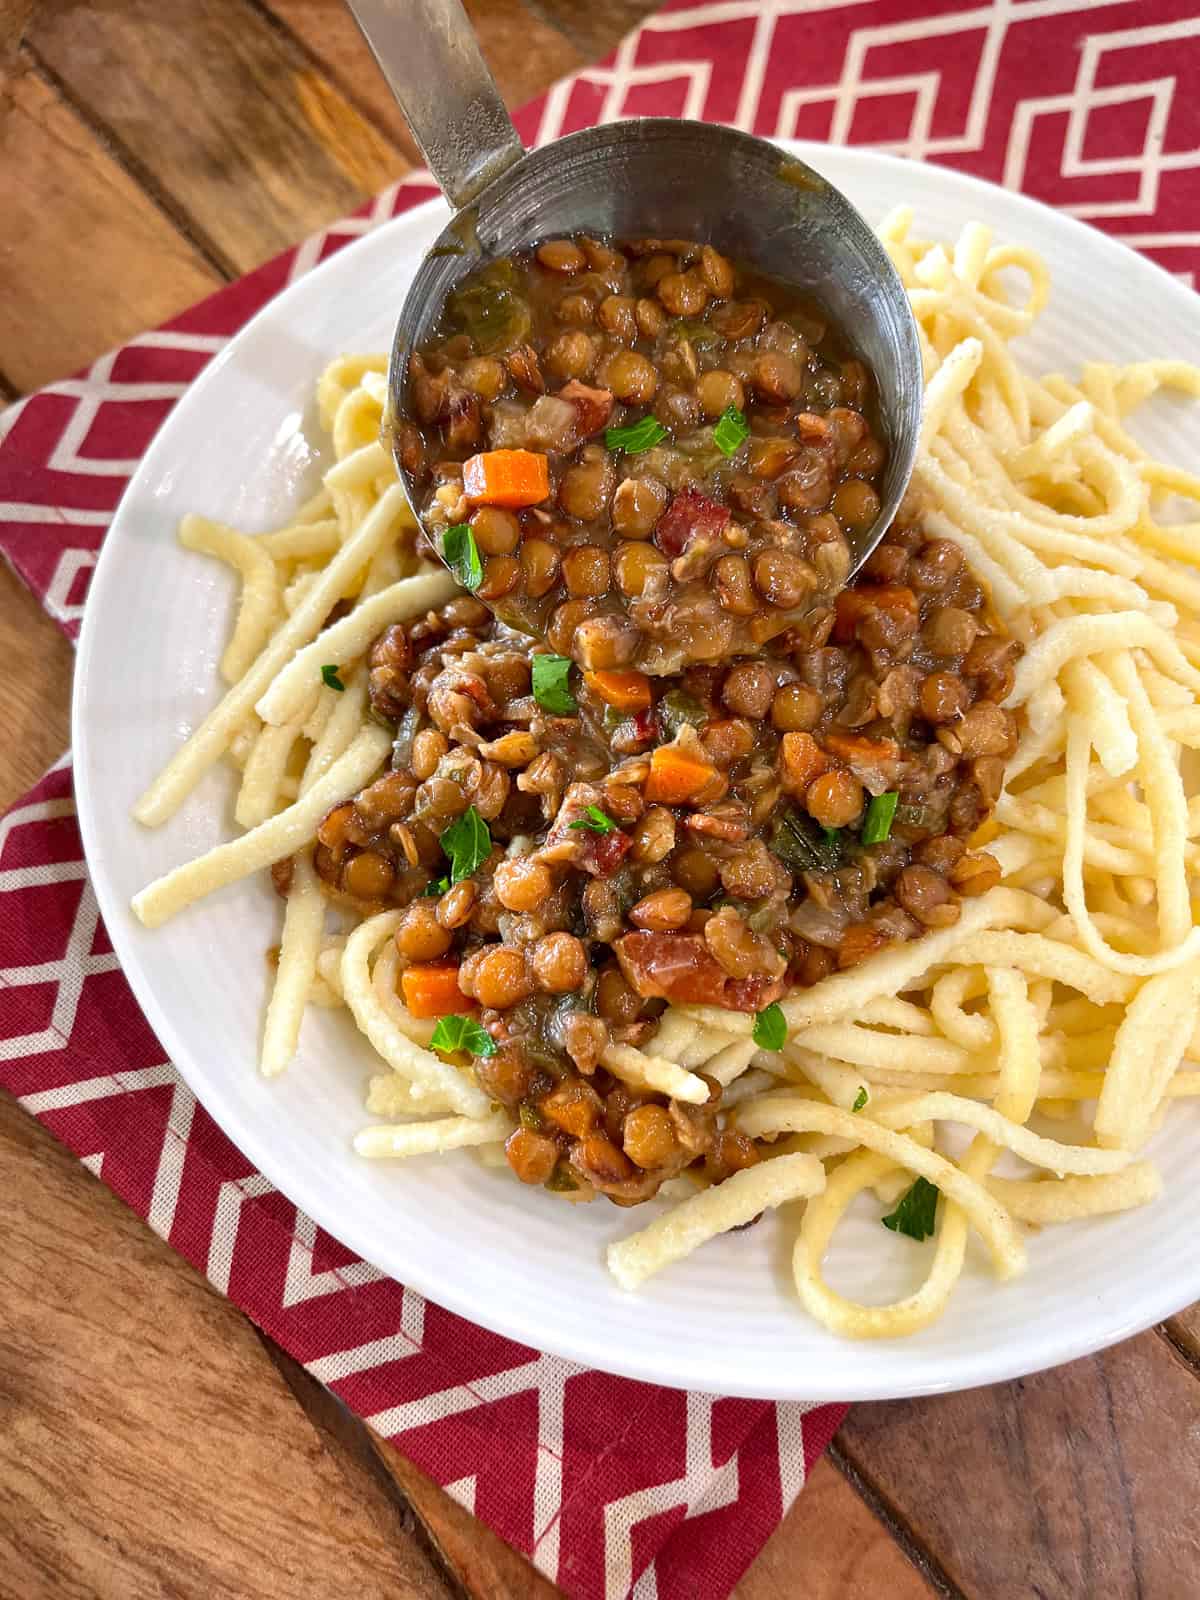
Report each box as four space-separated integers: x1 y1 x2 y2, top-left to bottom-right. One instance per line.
72 138 1200 1401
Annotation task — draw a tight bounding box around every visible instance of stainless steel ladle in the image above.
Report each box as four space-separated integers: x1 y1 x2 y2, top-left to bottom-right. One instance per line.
346 0 922 595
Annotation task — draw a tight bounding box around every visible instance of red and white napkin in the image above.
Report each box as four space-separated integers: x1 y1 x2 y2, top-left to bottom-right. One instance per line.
1 3 1195 1595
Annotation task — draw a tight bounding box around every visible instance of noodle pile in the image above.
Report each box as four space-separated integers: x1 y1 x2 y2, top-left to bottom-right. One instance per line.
131 215 1200 1339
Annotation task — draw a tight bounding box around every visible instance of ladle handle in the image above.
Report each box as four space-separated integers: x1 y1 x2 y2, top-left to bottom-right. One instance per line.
345 0 525 210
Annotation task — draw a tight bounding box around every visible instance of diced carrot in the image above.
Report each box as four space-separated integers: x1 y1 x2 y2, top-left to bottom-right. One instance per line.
584 669 653 712
822 730 901 765
833 585 917 643
779 731 831 794
401 962 467 1019
462 449 550 508
821 729 903 792
644 744 717 805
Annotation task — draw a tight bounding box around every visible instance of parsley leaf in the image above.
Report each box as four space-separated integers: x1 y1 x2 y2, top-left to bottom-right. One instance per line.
605 416 669 454
532 653 577 714
852 1086 868 1113
712 404 750 457
441 522 484 590
439 806 491 883
769 803 848 873
752 1002 787 1052
861 791 899 845
429 1013 497 1058
881 1176 939 1241
321 664 345 692
421 875 450 898
569 804 617 835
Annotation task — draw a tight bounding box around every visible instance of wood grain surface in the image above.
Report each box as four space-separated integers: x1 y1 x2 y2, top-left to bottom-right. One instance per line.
2 2 1200 1597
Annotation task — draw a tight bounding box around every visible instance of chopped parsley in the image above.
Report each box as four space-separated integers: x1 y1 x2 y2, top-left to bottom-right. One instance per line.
532 653 577 714
439 805 491 883
752 1002 787 1052
429 1014 497 1058
881 1176 939 1241
605 416 669 454
320 664 345 692
658 689 707 739
712 404 750 457
769 803 848 873
441 522 484 590
421 875 450 898
852 1086 868 1113
569 804 617 835
861 791 899 846
545 1164 579 1192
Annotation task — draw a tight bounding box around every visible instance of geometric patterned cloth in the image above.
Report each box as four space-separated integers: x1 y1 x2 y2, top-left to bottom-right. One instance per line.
1 3 1196 1595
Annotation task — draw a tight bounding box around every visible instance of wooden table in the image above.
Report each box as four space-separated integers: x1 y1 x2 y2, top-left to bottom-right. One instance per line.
3 3 1200 1595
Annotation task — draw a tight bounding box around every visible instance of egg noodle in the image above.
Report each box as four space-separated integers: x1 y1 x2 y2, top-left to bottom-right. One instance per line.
131 211 1200 1339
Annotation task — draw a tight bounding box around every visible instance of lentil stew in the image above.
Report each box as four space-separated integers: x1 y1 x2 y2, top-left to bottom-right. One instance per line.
396 234 891 673
309 515 1016 1208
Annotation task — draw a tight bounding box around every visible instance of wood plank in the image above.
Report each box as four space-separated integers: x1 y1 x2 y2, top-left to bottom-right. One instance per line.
0 64 221 393
0 0 32 69
733 1454 942 1600
838 1334 1200 1599
1163 1305 1200 1365
264 0 583 162
526 0 661 59
0 567 74 810
0 1091 457 1600
368 1430 564 1600
28 0 405 277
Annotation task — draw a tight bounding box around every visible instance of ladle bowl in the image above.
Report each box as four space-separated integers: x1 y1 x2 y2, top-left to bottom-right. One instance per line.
346 0 922 599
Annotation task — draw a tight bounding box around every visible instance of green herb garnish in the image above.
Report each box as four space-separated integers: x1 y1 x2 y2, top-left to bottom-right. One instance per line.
768 803 848 873
605 416 669 454
852 1086 868 1113
752 1002 787 1052
421 875 450 898
439 805 491 883
712 404 750 457
429 1014 497 1058
444 259 531 353
658 689 708 740
545 1164 579 1192
532 653 577 714
441 523 484 591
669 317 721 348
861 791 899 845
569 804 617 835
882 1176 939 1241
321 664 345 692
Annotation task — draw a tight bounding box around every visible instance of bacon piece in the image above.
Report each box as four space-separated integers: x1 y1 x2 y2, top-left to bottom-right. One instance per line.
615 932 729 1005
723 974 786 1013
582 828 632 877
653 487 731 558
558 380 614 438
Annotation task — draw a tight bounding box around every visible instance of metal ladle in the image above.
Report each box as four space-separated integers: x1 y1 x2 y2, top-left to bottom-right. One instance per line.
346 0 922 625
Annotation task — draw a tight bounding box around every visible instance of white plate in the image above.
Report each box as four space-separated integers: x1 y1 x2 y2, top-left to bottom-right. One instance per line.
74 143 1200 1401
